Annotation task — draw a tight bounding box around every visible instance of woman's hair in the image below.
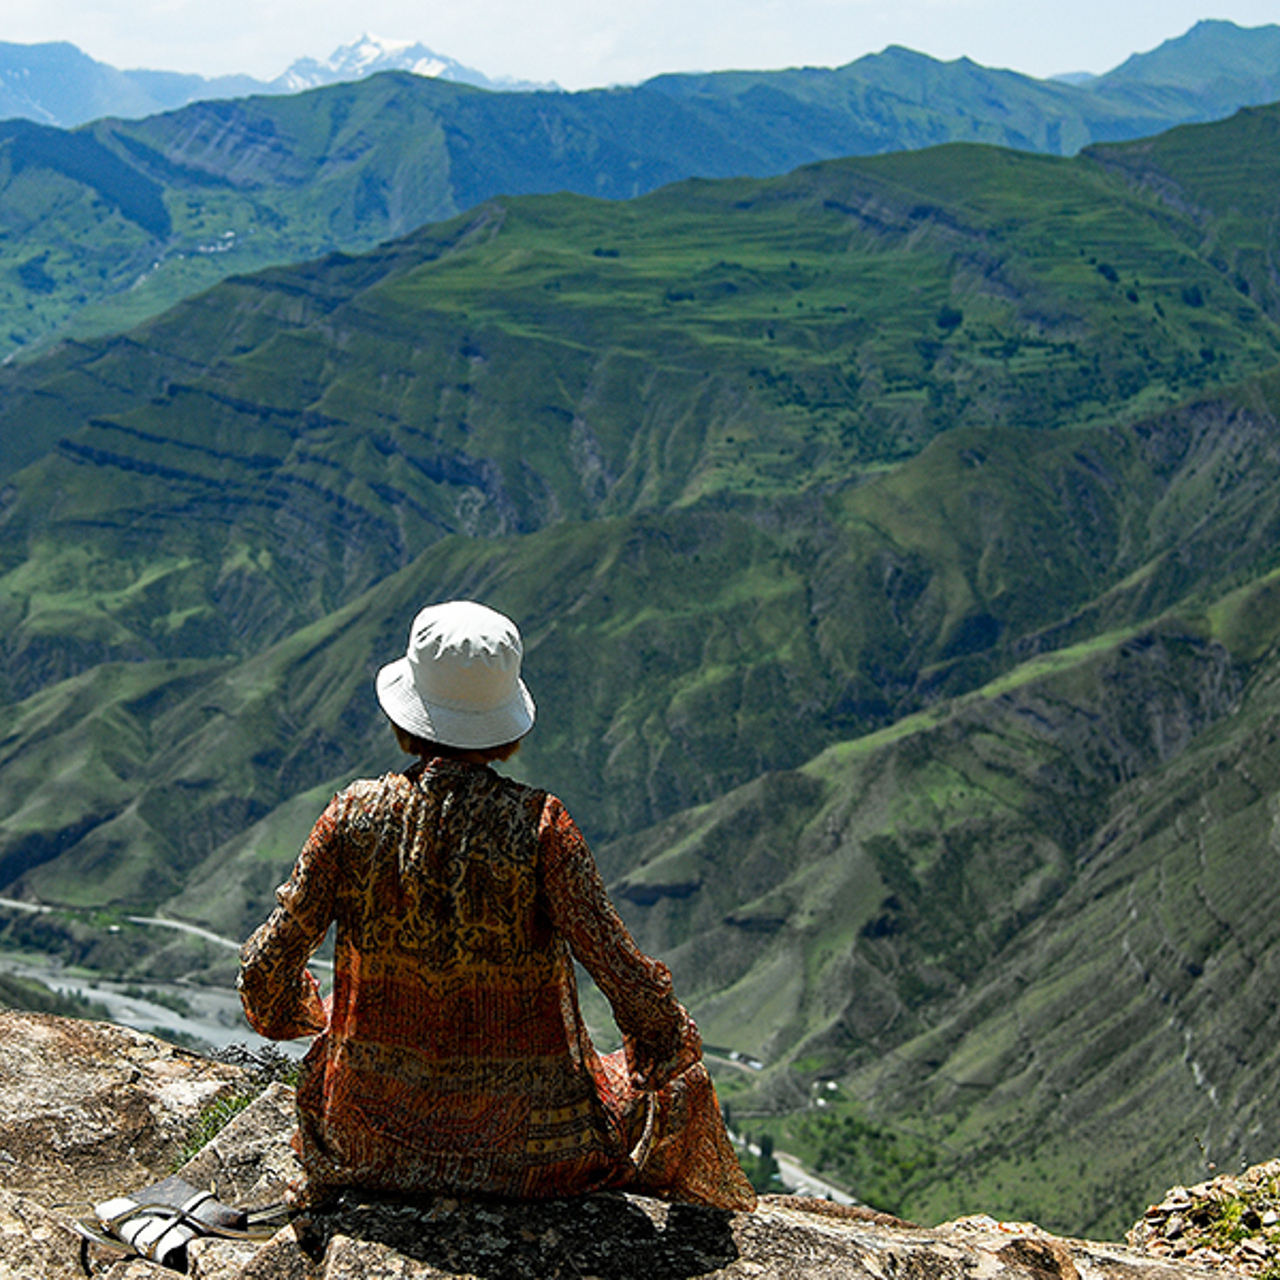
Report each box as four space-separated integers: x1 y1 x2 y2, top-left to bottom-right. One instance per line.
390 721 522 763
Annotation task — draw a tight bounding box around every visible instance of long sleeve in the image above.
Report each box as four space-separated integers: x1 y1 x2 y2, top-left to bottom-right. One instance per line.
538 795 701 1090
238 790 344 1040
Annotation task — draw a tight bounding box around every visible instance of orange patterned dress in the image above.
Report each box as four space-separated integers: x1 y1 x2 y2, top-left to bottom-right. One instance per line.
238 756 755 1211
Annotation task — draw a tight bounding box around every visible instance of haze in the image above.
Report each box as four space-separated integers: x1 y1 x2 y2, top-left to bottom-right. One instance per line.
3 0 1278 91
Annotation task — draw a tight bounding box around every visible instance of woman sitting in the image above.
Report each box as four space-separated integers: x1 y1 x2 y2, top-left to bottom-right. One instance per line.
239 600 755 1211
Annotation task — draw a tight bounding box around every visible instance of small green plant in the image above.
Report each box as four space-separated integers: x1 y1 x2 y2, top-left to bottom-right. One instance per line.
173 1089 261 1169
1205 1197 1250 1251
171 1044 301 1169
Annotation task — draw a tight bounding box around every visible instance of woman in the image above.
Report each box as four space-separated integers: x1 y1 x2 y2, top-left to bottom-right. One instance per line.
239 600 755 1211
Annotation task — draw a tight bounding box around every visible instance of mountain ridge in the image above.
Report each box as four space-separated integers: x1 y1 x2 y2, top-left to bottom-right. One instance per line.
0 34 549 130
2 20 1278 129
1 22 1280 361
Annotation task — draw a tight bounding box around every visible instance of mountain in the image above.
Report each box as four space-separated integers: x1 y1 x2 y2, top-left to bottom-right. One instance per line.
1094 18 1280 99
0 34 546 132
4 21 1280 134
2 21 1280 366
2 22 1280 363
274 33 554 94
0 40 261 126
4 103 1280 1236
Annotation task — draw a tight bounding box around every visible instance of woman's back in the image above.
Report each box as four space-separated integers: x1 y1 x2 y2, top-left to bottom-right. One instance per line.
239 600 756 1210
245 760 628 1199
334 762 551 979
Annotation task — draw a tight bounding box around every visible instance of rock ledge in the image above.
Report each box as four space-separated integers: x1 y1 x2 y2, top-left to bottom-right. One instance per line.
0 1012 1254 1280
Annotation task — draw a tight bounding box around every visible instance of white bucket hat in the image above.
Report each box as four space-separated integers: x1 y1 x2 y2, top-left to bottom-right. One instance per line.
375 601 536 749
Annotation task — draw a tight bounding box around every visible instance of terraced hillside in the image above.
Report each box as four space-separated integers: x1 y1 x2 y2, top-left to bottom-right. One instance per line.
1 106 1280 1236
2 20 1280 361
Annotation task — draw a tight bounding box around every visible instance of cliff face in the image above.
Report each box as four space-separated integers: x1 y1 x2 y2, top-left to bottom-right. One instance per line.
0 1010 1250 1280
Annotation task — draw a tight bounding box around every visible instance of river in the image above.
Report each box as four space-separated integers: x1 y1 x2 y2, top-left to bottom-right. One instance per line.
0 948 306 1057
0 901 859 1204
0 897 312 1057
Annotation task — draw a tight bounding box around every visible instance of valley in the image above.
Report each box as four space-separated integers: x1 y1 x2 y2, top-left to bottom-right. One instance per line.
0 74 1279 1239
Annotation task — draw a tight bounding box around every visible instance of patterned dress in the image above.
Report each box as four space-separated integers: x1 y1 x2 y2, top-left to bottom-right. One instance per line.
238 756 756 1211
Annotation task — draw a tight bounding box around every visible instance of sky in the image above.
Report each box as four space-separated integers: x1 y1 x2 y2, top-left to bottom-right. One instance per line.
4 1 1279 90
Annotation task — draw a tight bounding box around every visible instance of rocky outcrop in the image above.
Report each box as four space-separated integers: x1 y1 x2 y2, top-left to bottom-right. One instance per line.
0 1012 1255 1279
0 1010 242 1207
1127 1161 1280 1275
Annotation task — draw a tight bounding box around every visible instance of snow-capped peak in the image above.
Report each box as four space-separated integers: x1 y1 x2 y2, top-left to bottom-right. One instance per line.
275 35 556 94
329 34 418 75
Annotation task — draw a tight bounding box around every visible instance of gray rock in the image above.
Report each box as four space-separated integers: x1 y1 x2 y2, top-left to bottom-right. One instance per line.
101 1261 174 1278
177 1082 304 1210
0 1012 1256 1280
187 1235 271 1278
217 1195 1239 1280
1128 1160 1280 1276
0 1010 244 1210
0 1189 102 1280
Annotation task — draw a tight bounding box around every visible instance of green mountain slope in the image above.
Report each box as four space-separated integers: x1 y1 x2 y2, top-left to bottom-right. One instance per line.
1092 18 1280 107
1086 104 1280 325
0 129 1276 853
663 593 1280 1239
0 109 1278 867
850 630 1280 1236
2 108 1280 1233
5 124 1280 481
2 21 1280 361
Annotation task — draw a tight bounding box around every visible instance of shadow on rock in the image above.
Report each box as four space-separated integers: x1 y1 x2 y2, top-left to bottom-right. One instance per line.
295 1189 739 1279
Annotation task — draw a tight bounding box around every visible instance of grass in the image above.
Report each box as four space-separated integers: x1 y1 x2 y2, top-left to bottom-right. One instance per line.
170 1045 302 1169
778 1100 940 1217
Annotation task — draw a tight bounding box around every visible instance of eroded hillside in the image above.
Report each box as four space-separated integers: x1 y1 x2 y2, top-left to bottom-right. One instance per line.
1 107 1280 1236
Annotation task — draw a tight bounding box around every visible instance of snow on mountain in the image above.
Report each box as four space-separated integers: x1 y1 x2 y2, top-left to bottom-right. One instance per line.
0 36 554 128
275 34 556 93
